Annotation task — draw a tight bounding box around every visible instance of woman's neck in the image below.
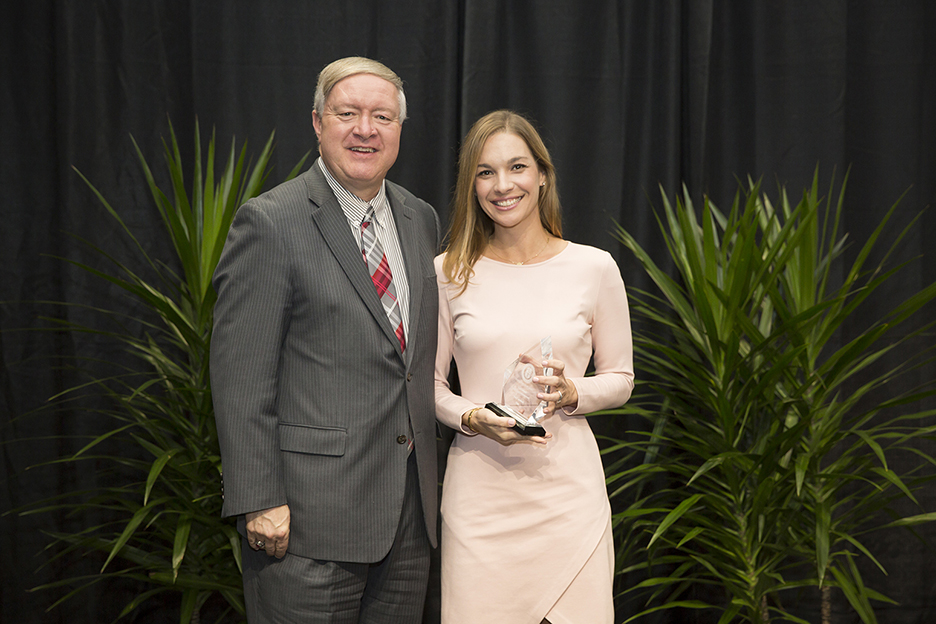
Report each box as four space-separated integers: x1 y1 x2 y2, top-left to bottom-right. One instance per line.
486 225 553 265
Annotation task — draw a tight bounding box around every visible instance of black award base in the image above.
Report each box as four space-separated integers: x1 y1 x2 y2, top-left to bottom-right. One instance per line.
485 402 547 437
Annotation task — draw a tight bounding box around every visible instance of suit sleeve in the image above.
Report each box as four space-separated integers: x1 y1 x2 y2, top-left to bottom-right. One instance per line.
211 201 291 517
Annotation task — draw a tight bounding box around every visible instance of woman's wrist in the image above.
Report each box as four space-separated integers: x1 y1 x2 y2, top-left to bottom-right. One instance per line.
462 407 481 433
562 380 579 411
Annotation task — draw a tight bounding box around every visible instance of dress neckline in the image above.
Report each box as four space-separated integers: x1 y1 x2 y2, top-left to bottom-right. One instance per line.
480 240 571 267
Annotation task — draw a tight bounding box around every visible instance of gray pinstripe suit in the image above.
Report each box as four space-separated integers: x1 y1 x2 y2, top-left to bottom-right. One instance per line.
210 163 439 589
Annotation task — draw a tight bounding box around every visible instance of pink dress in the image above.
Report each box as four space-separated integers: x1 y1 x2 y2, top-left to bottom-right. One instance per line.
434 242 635 624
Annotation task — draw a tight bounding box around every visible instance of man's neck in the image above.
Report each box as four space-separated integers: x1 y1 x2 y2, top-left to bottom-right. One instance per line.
317 158 382 203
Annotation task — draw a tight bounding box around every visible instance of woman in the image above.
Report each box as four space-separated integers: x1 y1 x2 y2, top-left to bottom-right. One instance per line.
434 110 635 623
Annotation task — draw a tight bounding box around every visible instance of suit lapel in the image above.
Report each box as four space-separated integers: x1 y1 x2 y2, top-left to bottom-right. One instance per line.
387 184 423 368
306 167 405 359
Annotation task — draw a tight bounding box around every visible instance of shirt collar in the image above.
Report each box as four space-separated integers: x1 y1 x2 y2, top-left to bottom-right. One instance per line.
317 157 391 226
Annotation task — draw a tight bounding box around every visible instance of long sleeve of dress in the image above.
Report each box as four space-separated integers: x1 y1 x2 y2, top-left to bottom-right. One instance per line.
434 257 478 434
563 250 634 416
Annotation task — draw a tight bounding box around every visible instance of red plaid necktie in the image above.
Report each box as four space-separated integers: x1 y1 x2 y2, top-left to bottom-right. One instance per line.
361 208 405 352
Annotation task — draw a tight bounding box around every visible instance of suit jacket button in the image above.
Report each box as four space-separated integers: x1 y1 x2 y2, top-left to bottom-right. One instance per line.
397 434 408 444
407 373 413 381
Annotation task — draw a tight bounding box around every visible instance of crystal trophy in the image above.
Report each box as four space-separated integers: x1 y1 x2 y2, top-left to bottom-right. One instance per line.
487 337 553 436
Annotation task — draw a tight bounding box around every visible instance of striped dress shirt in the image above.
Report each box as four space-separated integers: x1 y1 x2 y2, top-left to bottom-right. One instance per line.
317 158 410 341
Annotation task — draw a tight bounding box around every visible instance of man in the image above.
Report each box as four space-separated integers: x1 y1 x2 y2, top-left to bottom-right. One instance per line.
211 57 440 623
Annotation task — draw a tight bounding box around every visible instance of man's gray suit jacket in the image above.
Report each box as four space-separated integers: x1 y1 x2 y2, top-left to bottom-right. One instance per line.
210 164 440 563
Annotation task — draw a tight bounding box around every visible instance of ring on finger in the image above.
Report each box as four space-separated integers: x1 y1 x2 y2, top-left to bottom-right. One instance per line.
556 390 564 406
255 540 265 549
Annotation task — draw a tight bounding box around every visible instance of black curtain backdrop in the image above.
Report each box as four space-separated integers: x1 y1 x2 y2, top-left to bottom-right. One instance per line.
3 1 935 622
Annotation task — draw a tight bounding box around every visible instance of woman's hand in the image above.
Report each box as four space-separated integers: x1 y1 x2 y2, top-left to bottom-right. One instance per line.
462 406 551 446
534 358 578 415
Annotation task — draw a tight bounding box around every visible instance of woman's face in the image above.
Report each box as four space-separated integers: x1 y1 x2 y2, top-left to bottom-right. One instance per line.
474 131 546 233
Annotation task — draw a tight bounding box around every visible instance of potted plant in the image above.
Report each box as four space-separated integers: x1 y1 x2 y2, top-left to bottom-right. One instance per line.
606 172 936 623
17 120 307 622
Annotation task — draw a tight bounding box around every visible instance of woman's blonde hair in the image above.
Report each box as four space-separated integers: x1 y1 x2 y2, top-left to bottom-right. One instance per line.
442 110 562 293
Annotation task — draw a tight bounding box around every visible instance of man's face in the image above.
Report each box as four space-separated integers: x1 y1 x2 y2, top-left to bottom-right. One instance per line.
312 73 402 201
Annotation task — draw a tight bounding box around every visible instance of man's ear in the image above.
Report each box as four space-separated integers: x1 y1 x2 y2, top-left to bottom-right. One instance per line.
311 110 323 141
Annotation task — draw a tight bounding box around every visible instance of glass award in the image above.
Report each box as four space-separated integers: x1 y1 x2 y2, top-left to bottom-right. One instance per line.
488 337 553 436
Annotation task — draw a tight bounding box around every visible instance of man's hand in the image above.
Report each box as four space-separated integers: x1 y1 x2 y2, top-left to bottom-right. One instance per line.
245 504 290 558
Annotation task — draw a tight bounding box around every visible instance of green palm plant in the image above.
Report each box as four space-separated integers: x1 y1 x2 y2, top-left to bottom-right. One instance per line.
17 120 308 622
606 172 936 623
